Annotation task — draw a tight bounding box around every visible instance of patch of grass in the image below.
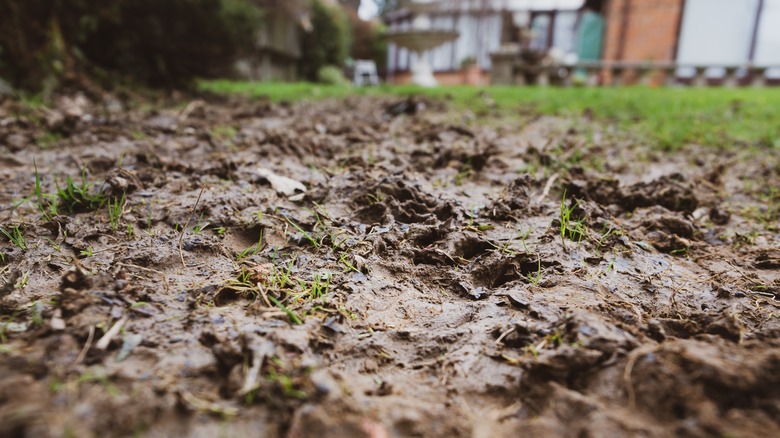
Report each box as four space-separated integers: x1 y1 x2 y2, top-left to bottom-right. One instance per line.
56 168 107 213
192 213 209 234
487 238 517 256
339 252 359 273
28 163 108 218
210 125 238 142
559 193 586 244
15 271 30 289
0 226 28 252
293 272 331 303
77 367 120 397
453 164 473 186
32 159 54 220
518 226 533 252
36 131 64 149
200 81 780 151
236 231 264 260
267 295 303 325
107 194 125 231
366 191 383 205
285 216 320 249
266 359 307 399
527 258 543 286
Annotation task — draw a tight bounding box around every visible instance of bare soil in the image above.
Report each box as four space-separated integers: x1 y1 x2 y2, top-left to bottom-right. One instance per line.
1 93 779 437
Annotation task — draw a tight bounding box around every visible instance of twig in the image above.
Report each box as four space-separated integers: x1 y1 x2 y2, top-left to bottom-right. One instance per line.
74 325 95 364
494 326 516 345
178 100 205 122
179 187 205 268
256 283 273 308
95 316 128 350
179 391 239 417
536 173 559 204
623 345 659 409
116 262 165 276
238 350 264 396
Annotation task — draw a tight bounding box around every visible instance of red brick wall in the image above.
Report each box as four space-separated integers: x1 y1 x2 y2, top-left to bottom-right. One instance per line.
602 0 683 83
389 70 491 86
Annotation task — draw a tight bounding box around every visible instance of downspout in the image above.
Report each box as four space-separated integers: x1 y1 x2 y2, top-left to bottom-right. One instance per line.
617 0 631 61
671 0 686 61
748 0 765 62
548 10 557 50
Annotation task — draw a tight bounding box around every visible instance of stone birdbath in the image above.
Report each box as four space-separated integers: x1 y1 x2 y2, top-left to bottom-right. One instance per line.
385 0 459 87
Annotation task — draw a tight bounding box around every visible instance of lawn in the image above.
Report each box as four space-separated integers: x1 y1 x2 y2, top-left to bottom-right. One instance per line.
200 80 780 150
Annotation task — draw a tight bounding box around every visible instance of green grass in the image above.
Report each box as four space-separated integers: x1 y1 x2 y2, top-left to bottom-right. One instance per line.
267 295 303 325
27 163 108 219
199 80 780 150
560 193 586 244
56 169 107 214
236 232 264 260
528 258 543 286
284 216 320 249
107 194 125 231
32 160 54 220
0 226 28 252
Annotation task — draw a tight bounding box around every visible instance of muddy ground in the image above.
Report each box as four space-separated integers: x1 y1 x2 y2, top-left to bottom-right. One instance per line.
0 92 779 437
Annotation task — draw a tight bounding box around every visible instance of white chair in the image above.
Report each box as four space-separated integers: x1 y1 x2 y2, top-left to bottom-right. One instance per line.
353 60 380 86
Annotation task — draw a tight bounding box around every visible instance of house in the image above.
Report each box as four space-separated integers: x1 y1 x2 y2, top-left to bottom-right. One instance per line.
603 0 780 82
385 0 780 85
237 0 361 82
235 0 309 82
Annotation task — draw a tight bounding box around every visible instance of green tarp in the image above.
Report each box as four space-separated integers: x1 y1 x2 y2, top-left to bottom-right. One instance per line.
575 11 605 62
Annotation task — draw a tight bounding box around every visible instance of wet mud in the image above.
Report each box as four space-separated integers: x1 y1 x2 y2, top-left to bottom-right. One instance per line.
1 93 779 437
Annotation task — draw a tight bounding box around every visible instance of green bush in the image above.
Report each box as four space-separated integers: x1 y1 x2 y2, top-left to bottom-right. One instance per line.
299 0 352 82
316 65 349 85
0 0 263 90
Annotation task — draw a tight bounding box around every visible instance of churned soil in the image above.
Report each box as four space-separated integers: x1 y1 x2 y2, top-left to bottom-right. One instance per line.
1 93 779 437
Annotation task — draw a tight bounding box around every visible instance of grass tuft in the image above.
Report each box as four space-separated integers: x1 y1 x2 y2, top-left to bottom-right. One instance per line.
559 193 586 244
0 226 27 252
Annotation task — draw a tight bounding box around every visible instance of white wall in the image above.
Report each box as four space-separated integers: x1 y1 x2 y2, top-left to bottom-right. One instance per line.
677 0 759 66
676 0 761 77
755 0 780 77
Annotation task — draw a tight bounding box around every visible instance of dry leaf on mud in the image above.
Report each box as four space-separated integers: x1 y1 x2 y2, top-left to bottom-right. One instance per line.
257 167 306 196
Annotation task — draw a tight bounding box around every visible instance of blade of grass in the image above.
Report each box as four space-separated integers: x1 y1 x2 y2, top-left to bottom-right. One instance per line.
267 295 303 325
284 216 319 249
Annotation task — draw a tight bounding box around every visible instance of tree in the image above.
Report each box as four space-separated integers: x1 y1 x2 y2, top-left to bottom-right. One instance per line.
0 0 264 90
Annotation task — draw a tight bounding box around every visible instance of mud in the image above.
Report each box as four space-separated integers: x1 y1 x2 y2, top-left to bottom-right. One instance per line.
1 92 779 437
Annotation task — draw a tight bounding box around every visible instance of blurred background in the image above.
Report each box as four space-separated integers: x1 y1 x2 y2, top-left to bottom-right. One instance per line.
1 0 779 94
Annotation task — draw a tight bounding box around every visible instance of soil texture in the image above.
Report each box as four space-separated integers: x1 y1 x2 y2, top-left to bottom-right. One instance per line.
1 94 779 437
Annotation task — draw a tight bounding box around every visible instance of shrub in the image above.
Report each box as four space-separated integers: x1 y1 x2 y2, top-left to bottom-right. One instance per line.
299 0 352 82
0 0 264 90
316 65 349 85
